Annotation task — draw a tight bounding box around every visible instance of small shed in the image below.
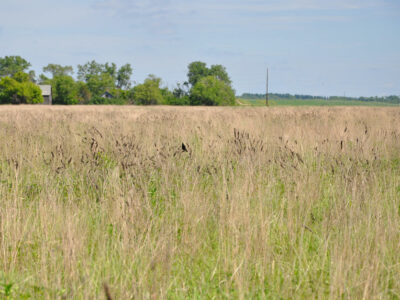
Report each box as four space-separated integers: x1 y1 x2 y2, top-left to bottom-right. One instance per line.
101 91 114 99
38 85 52 105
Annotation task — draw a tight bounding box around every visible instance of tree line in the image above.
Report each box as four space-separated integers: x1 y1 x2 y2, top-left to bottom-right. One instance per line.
0 56 236 106
241 93 400 104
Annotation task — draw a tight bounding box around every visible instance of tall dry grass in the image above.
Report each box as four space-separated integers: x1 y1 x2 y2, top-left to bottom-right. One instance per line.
0 105 399 299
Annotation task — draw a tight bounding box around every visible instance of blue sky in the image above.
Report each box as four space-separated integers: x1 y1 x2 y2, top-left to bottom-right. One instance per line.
1 0 399 96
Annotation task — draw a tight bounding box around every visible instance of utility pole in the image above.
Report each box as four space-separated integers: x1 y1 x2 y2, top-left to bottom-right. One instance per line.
266 68 269 106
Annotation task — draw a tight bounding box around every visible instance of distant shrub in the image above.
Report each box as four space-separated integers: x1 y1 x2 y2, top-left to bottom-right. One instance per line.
190 76 236 106
132 75 164 105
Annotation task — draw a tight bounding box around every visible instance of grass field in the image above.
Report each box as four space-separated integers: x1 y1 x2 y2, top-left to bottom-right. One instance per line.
0 105 399 299
237 98 399 106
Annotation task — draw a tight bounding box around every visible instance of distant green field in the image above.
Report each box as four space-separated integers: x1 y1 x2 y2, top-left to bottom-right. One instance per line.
237 98 399 107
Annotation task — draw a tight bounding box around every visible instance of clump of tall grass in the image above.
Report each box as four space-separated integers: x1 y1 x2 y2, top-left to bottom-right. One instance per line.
0 105 399 298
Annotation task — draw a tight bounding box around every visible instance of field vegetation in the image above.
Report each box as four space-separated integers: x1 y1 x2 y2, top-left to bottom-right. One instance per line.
0 106 399 298
240 93 400 106
238 98 399 107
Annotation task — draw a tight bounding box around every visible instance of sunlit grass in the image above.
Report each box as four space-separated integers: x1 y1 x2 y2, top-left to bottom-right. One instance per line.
0 105 399 299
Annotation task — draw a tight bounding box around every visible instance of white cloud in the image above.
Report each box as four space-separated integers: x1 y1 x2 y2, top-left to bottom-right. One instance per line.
89 0 386 36
93 0 383 16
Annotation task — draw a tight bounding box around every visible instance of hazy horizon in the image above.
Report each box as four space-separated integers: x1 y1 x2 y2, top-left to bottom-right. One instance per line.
1 0 399 97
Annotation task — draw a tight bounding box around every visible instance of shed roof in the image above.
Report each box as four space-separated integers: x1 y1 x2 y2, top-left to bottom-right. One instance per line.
38 85 52 96
101 91 114 98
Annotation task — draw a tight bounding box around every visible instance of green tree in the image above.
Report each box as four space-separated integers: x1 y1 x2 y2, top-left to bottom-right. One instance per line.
19 81 44 104
0 75 43 104
0 77 20 104
0 56 31 77
52 76 78 105
209 64 231 86
12 71 43 104
163 83 190 105
77 60 134 96
77 60 104 82
43 64 73 78
133 75 164 105
38 74 51 85
86 73 115 97
117 64 133 89
28 70 37 83
76 81 91 104
104 62 117 80
190 76 235 106
187 61 209 86
13 71 30 83
187 61 232 87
